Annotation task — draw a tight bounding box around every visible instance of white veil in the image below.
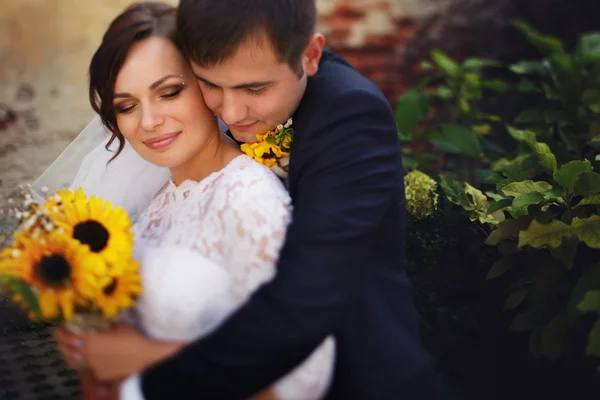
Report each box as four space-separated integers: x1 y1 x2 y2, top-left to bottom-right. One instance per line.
30 116 171 223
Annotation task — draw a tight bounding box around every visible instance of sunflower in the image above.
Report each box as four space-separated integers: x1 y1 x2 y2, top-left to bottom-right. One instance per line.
93 258 142 319
241 141 288 168
52 188 134 265
0 232 107 321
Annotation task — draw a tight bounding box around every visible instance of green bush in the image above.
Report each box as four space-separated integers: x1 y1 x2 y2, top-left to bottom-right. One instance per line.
401 20 600 371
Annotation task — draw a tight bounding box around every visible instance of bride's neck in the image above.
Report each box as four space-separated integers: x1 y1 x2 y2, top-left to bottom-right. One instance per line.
169 128 241 186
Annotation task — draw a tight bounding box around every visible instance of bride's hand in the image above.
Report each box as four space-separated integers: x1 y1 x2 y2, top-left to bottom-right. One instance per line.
54 323 185 382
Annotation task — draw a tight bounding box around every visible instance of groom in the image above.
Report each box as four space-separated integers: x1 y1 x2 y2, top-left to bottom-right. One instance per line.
120 0 446 398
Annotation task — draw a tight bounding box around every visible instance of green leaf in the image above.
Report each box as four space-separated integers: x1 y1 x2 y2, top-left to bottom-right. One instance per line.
512 192 545 209
440 123 482 158
2 277 41 318
516 79 542 94
486 257 516 280
435 86 452 99
465 183 505 225
480 79 512 92
462 58 502 70
502 180 553 197
463 72 480 87
504 288 528 310
553 160 593 194
429 135 461 153
541 312 568 360
586 319 600 357
541 186 566 202
506 126 557 173
395 90 431 140
419 61 433 70
575 194 600 208
488 198 513 214
486 191 508 202
568 263 600 323
573 172 600 196
509 60 547 76
511 310 536 332
486 216 532 245
502 165 528 183
513 20 565 57
507 206 530 219
472 124 491 136
579 290 600 314
518 219 571 248
430 49 461 77
439 174 472 210
515 107 546 124
534 142 558 174
571 216 600 248
576 33 600 55
402 155 419 170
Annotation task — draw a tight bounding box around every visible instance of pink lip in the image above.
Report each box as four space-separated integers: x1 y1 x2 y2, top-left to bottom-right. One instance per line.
231 121 257 131
144 131 181 150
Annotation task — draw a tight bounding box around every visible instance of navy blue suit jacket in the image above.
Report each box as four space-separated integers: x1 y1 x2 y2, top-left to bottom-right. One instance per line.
141 49 440 399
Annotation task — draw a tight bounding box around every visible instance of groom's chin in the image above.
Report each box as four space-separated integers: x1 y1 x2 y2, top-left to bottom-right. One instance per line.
230 130 260 144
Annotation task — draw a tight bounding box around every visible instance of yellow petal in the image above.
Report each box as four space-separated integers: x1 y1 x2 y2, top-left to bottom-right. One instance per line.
58 291 74 321
39 291 59 320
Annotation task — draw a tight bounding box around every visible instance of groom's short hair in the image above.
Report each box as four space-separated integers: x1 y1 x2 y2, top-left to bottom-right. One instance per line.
176 0 316 75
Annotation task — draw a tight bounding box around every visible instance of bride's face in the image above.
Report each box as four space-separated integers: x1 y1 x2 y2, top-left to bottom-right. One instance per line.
112 36 217 168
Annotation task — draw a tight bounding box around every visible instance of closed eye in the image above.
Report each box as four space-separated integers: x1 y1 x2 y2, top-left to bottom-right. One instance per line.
115 104 136 114
200 80 218 89
247 87 267 96
161 87 183 99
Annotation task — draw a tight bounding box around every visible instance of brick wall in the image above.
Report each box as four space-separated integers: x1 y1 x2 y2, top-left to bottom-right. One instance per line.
317 1 440 104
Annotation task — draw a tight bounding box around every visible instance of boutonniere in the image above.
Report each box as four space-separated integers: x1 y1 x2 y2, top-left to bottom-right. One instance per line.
240 118 293 178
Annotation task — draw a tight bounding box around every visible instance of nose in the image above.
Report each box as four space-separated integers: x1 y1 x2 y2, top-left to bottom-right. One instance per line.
140 103 165 131
220 92 248 125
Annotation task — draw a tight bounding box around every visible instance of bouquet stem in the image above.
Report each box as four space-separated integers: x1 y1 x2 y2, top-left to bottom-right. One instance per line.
64 312 113 333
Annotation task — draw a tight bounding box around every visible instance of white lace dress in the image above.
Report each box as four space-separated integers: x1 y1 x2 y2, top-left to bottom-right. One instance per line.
121 155 335 400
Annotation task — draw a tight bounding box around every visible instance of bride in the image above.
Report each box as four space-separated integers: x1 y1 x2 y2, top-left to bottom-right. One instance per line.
50 2 334 399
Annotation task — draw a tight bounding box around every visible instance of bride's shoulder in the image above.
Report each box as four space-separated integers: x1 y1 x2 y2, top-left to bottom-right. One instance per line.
216 155 290 206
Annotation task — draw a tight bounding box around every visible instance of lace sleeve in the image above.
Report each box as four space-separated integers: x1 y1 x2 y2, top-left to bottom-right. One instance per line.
220 169 292 301
219 167 335 400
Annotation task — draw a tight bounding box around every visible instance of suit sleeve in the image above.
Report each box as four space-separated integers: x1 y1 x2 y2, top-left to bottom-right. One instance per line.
140 89 403 399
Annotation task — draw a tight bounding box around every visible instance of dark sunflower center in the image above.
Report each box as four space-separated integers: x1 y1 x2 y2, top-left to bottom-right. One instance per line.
263 149 277 159
73 220 109 252
37 254 71 286
103 278 118 296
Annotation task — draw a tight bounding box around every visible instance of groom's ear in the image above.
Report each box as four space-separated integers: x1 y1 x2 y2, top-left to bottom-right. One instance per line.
302 33 325 77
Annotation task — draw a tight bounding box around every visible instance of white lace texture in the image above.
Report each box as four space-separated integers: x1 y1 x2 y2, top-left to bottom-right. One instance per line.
130 155 334 399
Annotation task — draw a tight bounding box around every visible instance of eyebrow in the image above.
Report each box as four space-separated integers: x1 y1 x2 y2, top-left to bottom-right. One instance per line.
194 73 274 90
113 74 182 98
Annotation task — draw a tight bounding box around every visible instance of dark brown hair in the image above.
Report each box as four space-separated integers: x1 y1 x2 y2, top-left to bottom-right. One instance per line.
176 0 316 76
89 2 178 160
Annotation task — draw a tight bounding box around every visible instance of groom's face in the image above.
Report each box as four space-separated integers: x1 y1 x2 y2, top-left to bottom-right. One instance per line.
190 33 323 143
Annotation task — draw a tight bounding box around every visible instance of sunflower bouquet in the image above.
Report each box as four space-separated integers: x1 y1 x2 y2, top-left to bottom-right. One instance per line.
0 188 141 331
